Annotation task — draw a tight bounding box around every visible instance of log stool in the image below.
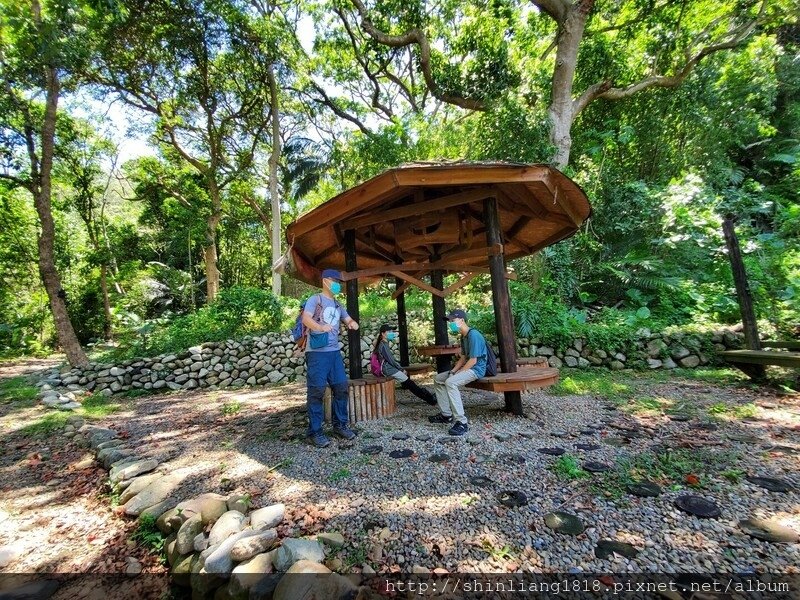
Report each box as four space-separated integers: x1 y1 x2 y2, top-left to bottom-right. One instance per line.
323 376 396 424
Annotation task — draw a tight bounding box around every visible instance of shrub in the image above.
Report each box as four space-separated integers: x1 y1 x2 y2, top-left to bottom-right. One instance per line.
102 286 284 359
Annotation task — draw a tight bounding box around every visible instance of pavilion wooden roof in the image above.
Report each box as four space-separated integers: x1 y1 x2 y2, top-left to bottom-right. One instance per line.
285 161 591 288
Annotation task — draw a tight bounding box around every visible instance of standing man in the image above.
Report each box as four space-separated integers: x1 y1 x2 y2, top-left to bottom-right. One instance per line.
302 269 358 447
429 309 488 436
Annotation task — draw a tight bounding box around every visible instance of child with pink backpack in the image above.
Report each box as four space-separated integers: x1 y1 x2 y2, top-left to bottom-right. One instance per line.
371 324 436 405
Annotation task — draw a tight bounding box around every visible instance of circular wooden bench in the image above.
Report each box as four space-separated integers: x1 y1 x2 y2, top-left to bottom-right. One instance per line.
323 376 397 423
466 367 560 392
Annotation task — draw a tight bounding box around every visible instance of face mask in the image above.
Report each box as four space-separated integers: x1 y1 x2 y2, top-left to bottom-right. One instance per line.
448 321 459 334
329 281 342 295
387 332 397 341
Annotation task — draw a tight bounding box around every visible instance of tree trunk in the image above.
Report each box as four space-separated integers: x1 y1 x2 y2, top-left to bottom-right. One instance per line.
205 178 222 302
267 63 282 297
100 264 112 340
34 66 88 366
547 1 592 169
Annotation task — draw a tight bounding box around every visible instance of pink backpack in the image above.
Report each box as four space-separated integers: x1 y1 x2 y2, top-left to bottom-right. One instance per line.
369 353 383 376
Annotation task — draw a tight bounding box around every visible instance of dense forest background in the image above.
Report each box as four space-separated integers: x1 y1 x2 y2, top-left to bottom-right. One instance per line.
1 0 798 365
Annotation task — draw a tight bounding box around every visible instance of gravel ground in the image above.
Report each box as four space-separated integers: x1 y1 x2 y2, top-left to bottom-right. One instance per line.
65 370 800 576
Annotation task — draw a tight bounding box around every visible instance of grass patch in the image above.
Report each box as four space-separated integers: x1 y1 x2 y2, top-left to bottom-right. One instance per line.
0 377 38 405
627 396 666 414
551 454 590 481
20 411 70 437
221 401 242 416
120 388 150 398
342 541 369 569
329 468 351 483
130 513 167 563
731 403 758 419
80 393 122 417
481 539 516 561
591 448 741 498
551 371 632 403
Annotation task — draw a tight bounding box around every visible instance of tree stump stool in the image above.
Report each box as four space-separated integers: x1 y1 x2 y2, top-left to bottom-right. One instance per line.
323 376 396 423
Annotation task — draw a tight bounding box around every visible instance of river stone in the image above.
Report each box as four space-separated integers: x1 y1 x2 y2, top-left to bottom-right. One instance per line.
99 447 135 470
727 433 761 443
250 504 285 530
272 539 325 572
249 573 282 600
123 473 185 516
745 476 794 493
550 430 569 438
415 434 432 442
271 560 357 600
141 499 177 520
498 453 526 464
627 481 662 497
739 518 800 543
175 493 230 525
208 511 247 547
583 461 612 473
674 495 721 518
317 532 345 549
428 453 450 463
119 473 163 505
360 445 382 455
668 413 691 422
110 458 159 483
544 512 584 536
604 437 629 447
389 449 413 459
537 447 566 456
230 529 278 562
595 540 640 559
392 432 410 440
95 439 125 451
194 533 208 552
204 528 264 576
575 444 600 451
171 552 198 587
469 476 492 487
176 514 204 555
497 490 528 508
229 550 277 597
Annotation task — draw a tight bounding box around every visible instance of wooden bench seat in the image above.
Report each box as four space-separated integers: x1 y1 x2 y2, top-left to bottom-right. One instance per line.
466 367 560 392
760 341 800 350
719 350 800 370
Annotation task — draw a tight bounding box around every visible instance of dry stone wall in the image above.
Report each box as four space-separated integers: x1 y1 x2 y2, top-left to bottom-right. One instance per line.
35 319 745 409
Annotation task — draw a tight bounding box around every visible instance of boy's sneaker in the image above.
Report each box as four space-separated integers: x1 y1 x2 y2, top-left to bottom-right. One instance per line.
308 432 331 448
448 421 469 436
428 413 453 424
333 425 356 440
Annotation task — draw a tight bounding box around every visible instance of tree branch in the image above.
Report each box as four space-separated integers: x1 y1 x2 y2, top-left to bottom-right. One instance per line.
573 1 766 117
306 82 374 136
349 0 486 111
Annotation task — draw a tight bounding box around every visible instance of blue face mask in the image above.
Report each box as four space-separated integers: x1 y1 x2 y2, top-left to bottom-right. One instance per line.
329 281 342 295
387 331 397 341
448 321 459 334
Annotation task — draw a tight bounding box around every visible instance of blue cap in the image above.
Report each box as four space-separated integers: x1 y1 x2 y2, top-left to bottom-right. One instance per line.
321 268 342 281
444 309 467 321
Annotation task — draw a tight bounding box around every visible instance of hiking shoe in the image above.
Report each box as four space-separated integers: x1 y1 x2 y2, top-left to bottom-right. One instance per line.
428 413 453 424
308 433 331 448
448 421 469 436
333 425 356 440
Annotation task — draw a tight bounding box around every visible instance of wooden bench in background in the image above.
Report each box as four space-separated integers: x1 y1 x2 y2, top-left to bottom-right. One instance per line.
719 349 800 379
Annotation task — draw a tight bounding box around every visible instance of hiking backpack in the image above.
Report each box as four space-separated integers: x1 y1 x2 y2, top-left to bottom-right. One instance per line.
485 343 498 376
292 294 342 352
369 352 384 377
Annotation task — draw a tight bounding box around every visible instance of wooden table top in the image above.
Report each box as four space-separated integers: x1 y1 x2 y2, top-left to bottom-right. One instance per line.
416 344 461 356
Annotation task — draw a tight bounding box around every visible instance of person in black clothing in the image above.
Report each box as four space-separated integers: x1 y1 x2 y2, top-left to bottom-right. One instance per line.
373 324 436 405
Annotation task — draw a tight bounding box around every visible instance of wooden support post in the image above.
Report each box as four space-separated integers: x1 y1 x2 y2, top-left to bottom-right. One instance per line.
431 270 450 373
344 229 363 379
722 218 761 351
484 197 522 415
396 276 410 366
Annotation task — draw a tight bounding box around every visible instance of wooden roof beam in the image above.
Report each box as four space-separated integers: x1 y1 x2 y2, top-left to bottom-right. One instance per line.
340 188 495 231
541 175 582 227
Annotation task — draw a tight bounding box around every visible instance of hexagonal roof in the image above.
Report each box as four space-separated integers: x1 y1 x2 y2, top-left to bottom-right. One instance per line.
284 161 591 286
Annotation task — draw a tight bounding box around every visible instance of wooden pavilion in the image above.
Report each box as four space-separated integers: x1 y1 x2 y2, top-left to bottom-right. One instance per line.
285 161 592 415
